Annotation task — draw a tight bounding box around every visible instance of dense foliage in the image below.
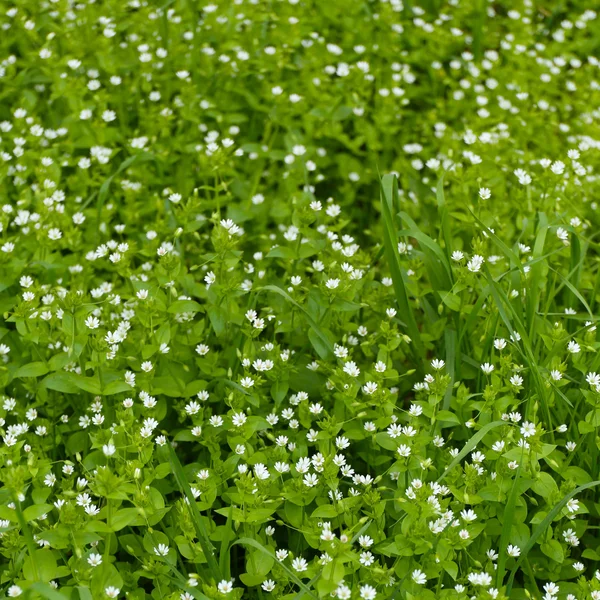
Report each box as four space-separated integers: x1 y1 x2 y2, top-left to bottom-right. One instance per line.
1 0 600 599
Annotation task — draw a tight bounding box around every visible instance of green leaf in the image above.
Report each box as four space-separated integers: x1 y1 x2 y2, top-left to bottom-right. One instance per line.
168 299 203 313
15 362 49 378
540 539 564 563
310 505 339 518
207 305 227 337
69 374 102 395
110 508 141 531
23 504 53 521
23 550 57 582
42 372 80 393
24 582 70 600
102 380 133 395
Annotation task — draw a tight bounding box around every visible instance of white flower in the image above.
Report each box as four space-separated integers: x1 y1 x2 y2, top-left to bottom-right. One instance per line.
102 443 116 456
494 338 507 350
232 412 247 427
359 585 377 600
514 169 532 185
467 255 484 272
510 374 523 387
292 557 308 572
362 382 378 395
87 553 103 567
217 580 233 594
221 219 241 236
343 361 360 377
520 422 536 438
479 187 491 200
154 544 169 557
397 445 411 457
412 569 427 585
85 316 100 329
303 473 319 487
205 271 216 288
468 572 493 586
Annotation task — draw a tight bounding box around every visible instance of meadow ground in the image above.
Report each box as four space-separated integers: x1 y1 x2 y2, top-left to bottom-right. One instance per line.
1 1 600 599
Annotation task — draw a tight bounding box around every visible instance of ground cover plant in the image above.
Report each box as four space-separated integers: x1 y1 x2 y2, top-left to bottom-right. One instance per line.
1 0 600 598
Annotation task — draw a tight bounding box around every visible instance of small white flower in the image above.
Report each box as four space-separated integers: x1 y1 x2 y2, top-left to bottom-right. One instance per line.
7 586 23 598
102 443 116 456
412 569 427 585
85 316 100 330
87 553 103 567
154 544 169 557
467 254 484 272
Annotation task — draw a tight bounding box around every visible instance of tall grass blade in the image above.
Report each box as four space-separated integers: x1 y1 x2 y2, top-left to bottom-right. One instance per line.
436 420 505 483
380 174 425 363
167 445 222 582
233 537 319 599
495 455 524 588
505 480 600 594
436 173 453 265
260 285 334 360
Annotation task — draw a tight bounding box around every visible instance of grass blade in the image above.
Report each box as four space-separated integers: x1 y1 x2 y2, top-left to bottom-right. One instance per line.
495 454 525 588
166 444 222 582
436 420 505 483
259 285 334 360
525 212 548 339
442 328 456 410
232 537 319 599
484 266 551 427
219 504 234 578
468 208 522 270
14 496 38 582
436 173 454 266
505 480 600 594
380 174 425 364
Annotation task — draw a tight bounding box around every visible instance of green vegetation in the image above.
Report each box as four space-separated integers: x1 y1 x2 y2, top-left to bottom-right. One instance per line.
1 1 600 599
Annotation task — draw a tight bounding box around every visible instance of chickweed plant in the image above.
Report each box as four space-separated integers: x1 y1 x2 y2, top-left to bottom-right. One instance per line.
1 0 600 599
